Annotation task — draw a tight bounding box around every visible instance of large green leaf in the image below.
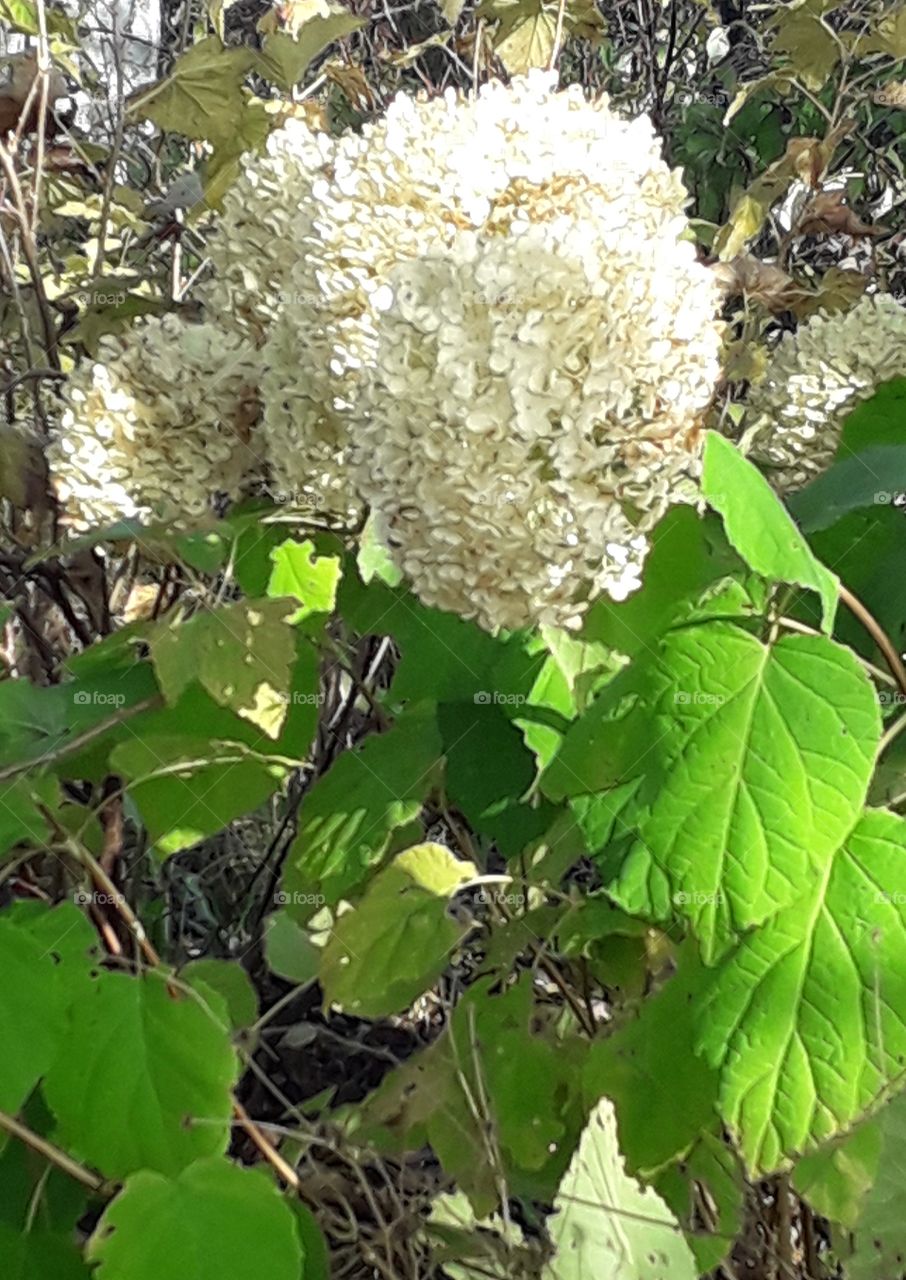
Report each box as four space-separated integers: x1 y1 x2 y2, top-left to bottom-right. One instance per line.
320 843 476 1016
697 808 906 1172
280 710 442 912
702 430 838 630
577 625 878 961
44 970 238 1178
88 1158 301 1280
544 1097 697 1280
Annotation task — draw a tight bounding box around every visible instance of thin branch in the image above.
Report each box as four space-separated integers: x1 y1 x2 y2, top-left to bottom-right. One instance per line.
0 1108 114 1197
840 584 906 698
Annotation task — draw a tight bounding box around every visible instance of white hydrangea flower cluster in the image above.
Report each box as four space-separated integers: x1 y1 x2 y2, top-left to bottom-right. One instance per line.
250 71 723 629
51 73 725 630
50 315 261 529
745 294 906 493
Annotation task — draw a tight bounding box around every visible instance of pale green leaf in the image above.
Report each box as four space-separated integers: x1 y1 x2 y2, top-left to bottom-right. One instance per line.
127 38 255 143
255 13 363 90
544 1097 697 1280
702 431 838 630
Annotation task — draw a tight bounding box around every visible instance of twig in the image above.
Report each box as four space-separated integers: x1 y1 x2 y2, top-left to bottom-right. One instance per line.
840 584 906 698
0 1108 114 1197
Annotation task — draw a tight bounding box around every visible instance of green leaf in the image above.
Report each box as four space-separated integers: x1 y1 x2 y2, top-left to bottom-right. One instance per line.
702 431 838 630
265 910 321 985
849 1091 906 1278
44 969 238 1178
88 1157 301 1280
584 946 721 1175
268 538 341 626
255 14 363 90
0 1227 90 1280
808 506 906 665
127 38 256 144
181 959 258 1031
350 977 584 1211
559 625 879 961
582 507 742 658
786 446 906 532
338 571 538 707
653 1132 744 1275
0 914 72 1113
320 843 476 1016
281 710 442 911
544 1097 697 1280
477 0 602 73
793 1115 882 1228
439 701 552 856
0 776 58 860
0 0 77 37
112 733 289 856
150 599 297 739
838 378 906 456
697 808 906 1173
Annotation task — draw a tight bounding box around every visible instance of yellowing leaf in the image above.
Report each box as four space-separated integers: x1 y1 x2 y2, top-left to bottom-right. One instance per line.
255 13 363 90
478 0 602 73
127 38 255 143
771 7 840 91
